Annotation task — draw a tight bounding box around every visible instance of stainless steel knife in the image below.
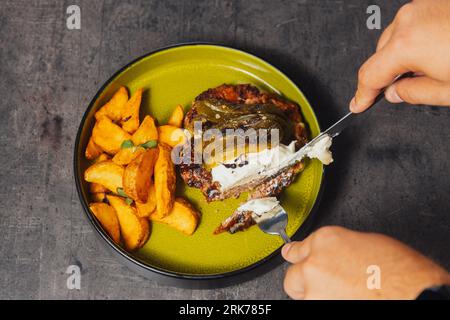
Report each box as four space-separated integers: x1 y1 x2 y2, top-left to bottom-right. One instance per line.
304 90 388 150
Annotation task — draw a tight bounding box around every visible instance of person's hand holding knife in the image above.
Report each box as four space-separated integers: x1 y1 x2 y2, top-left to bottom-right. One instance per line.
283 0 450 300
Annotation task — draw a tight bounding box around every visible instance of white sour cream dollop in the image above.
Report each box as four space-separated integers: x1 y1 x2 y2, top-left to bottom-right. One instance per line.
211 135 333 191
236 197 279 216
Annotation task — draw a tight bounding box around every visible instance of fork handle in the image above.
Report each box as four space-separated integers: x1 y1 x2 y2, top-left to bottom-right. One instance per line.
279 229 292 243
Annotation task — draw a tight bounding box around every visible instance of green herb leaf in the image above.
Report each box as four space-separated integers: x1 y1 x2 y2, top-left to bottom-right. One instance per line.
116 187 127 198
121 139 134 149
140 140 158 149
125 197 134 205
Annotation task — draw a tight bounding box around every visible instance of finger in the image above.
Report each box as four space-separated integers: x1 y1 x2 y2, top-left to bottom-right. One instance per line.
350 43 410 113
376 23 394 51
284 263 306 300
282 240 311 264
385 76 450 106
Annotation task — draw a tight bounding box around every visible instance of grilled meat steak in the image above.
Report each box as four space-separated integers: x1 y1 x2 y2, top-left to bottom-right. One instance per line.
179 84 308 202
214 210 255 234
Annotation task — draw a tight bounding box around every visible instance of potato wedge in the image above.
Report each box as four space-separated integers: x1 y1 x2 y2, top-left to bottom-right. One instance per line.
85 136 103 160
167 104 184 128
94 153 111 163
107 195 150 250
91 192 106 203
154 143 176 218
95 86 129 121
90 154 111 194
157 125 187 148
84 160 124 193
89 202 121 244
89 182 107 194
123 148 159 202
131 115 158 145
112 146 146 166
135 183 156 218
92 116 131 155
121 88 142 134
150 198 200 235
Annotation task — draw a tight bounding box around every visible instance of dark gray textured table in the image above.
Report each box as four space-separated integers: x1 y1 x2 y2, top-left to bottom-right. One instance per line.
1 0 449 299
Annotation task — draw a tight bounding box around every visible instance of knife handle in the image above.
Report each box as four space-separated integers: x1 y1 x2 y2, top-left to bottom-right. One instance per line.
369 72 414 109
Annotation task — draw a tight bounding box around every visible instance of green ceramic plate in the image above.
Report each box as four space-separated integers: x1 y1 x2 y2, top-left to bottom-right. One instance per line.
75 44 323 278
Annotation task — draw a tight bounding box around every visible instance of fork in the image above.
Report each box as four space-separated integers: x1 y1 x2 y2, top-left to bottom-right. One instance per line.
254 203 292 243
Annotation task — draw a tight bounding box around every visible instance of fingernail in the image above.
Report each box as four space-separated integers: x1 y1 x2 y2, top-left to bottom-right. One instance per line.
282 242 293 257
385 85 403 103
349 97 357 112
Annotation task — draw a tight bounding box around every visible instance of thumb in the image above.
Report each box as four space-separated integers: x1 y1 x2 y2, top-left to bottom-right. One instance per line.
281 240 311 264
385 76 450 106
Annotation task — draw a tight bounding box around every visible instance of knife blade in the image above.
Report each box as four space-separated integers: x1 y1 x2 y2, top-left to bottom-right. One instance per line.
305 85 391 148
311 111 354 142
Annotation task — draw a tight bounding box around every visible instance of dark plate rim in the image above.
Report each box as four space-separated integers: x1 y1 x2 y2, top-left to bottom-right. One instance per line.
73 42 326 282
